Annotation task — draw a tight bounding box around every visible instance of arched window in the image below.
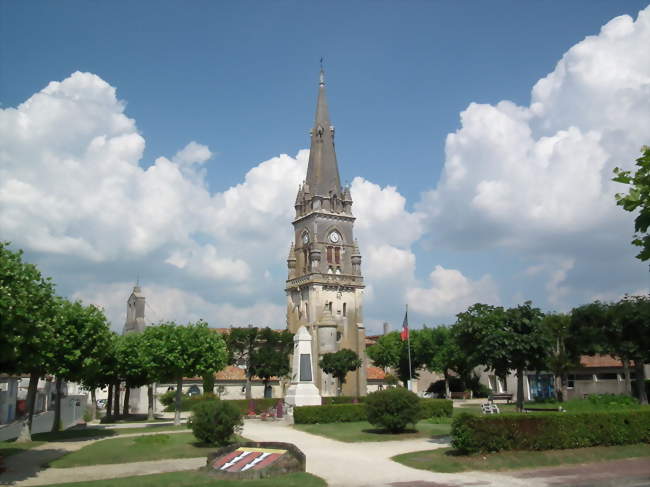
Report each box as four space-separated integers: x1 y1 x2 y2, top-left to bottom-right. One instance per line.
343 303 347 317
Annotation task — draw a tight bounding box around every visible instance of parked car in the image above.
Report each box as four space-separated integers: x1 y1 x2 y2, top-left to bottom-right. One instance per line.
96 399 107 409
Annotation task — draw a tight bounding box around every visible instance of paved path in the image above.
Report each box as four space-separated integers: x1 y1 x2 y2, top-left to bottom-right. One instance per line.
242 420 539 487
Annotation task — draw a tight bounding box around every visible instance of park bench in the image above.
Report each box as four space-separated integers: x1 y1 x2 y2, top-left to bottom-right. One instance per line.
487 393 513 403
450 391 471 400
481 402 500 414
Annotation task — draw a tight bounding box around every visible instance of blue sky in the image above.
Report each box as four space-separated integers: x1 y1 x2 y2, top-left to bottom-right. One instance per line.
2 1 650 332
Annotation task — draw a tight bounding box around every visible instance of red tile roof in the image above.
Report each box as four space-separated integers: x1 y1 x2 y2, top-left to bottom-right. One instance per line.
579 355 633 368
367 366 386 380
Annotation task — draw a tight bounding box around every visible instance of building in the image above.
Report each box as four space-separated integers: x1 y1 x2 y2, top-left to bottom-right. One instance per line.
285 68 367 397
121 285 150 414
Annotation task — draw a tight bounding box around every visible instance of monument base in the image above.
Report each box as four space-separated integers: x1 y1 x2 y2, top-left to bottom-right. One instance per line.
284 383 321 407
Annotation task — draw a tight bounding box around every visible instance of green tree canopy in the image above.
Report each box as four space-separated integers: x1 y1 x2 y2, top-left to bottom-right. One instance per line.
613 146 650 261
453 302 549 411
249 328 293 396
49 299 112 430
366 331 427 385
146 321 228 425
1 242 58 441
319 349 362 396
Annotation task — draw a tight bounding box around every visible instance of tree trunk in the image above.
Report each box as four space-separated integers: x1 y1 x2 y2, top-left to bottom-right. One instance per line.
51 376 63 432
16 371 39 443
516 367 525 412
634 361 648 405
106 383 113 418
561 372 568 403
245 373 252 400
113 381 121 419
122 386 130 416
147 384 154 421
623 359 632 395
553 374 560 402
174 378 183 426
443 371 450 399
90 389 97 421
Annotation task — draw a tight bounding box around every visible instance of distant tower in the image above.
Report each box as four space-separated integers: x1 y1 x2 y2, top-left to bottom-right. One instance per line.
285 67 367 397
123 286 146 334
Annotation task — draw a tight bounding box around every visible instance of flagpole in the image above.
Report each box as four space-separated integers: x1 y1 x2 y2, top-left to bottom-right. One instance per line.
406 304 412 390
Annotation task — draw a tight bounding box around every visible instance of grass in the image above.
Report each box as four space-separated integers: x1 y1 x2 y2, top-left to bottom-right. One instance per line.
294 420 451 442
0 440 45 458
34 471 326 487
392 443 650 473
50 432 244 468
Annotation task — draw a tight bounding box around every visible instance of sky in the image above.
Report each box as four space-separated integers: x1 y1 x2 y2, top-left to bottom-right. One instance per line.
2 1 650 333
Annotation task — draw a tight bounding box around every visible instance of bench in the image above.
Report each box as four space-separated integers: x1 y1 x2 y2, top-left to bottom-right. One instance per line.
450 391 471 400
488 393 513 403
481 403 500 414
523 407 566 413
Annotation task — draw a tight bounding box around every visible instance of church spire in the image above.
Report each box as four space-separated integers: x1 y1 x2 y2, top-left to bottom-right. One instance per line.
305 66 342 198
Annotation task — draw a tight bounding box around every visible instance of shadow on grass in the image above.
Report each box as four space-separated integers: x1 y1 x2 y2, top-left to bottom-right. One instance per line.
361 428 419 435
32 429 117 443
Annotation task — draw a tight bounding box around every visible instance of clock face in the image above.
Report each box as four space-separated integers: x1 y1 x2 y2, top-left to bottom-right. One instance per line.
329 231 341 243
302 233 309 244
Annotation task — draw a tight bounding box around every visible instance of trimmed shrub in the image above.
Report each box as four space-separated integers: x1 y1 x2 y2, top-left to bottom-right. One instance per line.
365 387 421 433
188 400 243 446
451 409 650 454
420 399 453 419
293 404 367 424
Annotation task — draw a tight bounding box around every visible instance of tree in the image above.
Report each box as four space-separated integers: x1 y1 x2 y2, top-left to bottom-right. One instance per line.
570 301 634 396
366 331 427 385
249 328 293 397
613 146 650 261
541 312 579 402
319 349 362 396
80 331 119 420
453 302 550 411
0 242 58 442
115 331 160 417
610 296 650 404
49 299 112 430
416 326 478 398
225 327 259 399
147 322 227 425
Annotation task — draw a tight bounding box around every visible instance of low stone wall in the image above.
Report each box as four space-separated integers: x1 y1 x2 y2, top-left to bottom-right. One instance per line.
0 394 86 441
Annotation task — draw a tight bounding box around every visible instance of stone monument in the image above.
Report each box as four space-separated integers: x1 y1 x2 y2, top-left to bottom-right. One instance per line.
284 326 321 407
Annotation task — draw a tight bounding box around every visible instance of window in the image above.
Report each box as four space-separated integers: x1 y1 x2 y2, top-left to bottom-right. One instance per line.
343 303 347 317
335 247 340 264
567 374 575 388
596 373 618 381
327 246 333 263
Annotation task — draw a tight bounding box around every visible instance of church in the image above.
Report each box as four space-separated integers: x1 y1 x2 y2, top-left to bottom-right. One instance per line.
285 68 367 397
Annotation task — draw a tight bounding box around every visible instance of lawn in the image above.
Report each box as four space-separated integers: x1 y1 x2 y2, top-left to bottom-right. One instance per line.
0 439 45 458
392 443 650 473
293 420 451 442
50 432 242 468
36 471 326 487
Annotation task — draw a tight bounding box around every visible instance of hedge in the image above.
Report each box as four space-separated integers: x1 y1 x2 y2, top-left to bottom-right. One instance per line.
451 409 650 454
162 395 279 414
321 396 366 405
420 399 453 418
293 403 367 424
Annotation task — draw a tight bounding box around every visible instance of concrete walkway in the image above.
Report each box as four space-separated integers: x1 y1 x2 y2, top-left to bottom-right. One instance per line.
242 420 540 487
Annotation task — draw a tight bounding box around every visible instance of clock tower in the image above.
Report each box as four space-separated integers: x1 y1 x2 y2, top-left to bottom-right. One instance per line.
286 68 367 397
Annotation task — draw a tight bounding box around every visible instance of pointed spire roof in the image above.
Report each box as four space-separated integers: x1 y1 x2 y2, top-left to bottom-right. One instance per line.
305 67 342 198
